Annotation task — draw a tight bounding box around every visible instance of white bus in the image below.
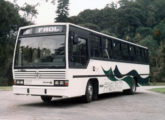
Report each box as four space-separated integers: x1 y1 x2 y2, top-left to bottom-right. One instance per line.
13 23 150 103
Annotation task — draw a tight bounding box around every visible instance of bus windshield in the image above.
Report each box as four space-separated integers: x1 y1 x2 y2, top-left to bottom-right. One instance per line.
14 35 65 68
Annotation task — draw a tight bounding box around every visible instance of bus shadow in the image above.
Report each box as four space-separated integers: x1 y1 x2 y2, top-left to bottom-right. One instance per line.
20 92 145 108
97 91 145 101
20 97 83 108
98 92 124 101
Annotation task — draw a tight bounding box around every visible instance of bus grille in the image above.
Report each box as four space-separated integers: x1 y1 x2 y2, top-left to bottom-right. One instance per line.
14 71 66 80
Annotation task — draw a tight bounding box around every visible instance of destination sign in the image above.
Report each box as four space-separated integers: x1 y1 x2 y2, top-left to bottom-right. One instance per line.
35 26 64 33
21 25 65 35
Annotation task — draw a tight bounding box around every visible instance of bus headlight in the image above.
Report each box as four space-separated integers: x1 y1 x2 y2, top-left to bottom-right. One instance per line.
54 80 69 87
16 80 24 85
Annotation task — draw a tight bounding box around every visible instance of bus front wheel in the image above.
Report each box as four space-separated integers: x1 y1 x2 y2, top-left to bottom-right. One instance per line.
41 96 52 103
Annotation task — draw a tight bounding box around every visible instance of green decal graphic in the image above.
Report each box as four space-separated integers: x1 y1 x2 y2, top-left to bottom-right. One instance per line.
103 66 149 87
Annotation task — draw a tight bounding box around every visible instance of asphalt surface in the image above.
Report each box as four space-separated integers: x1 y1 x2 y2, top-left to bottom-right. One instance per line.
0 86 165 120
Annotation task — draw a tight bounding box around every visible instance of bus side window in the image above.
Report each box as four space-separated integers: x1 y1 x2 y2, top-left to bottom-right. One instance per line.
145 49 149 63
108 39 113 59
140 48 144 63
141 49 145 64
135 47 141 63
69 32 88 67
90 34 101 58
121 43 129 61
113 40 121 60
102 38 110 59
129 45 135 62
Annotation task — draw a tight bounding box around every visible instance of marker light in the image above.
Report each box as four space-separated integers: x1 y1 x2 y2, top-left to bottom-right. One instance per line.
54 81 59 86
16 80 24 85
54 80 69 87
60 81 64 85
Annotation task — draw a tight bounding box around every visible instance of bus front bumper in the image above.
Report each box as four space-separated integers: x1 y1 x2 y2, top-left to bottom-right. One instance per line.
13 85 70 98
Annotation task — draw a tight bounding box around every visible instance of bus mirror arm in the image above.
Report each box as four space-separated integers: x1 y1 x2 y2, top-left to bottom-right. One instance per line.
73 34 78 44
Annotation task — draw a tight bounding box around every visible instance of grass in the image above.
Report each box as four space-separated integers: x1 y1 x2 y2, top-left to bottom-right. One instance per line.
150 82 165 86
0 86 12 91
150 88 165 94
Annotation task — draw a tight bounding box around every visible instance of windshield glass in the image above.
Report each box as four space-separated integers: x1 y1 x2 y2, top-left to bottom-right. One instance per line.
14 35 65 68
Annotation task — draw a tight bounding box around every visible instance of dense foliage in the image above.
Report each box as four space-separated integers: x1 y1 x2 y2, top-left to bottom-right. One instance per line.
55 0 69 22
68 0 165 82
0 0 34 85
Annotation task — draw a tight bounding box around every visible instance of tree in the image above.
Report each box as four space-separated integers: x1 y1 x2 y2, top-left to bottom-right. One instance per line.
134 27 152 43
69 16 84 24
136 27 152 38
153 20 165 45
20 3 38 22
117 0 145 39
139 35 158 66
98 5 117 31
79 23 100 31
55 0 69 22
0 0 31 85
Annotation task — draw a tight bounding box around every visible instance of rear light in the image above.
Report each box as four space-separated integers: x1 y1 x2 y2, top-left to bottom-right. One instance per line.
16 80 24 85
54 80 69 87
64 81 69 86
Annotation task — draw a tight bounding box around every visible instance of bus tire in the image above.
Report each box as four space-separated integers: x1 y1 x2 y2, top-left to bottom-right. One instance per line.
123 78 136 95
83 81 93 103
41 96 52 103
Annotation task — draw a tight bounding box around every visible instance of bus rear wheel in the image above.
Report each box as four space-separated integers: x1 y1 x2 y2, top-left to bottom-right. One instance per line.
123 78 136 95
41 96 52 103
83 81 93 103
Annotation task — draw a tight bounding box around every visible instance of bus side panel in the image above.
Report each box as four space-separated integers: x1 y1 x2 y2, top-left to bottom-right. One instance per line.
67 59 149 96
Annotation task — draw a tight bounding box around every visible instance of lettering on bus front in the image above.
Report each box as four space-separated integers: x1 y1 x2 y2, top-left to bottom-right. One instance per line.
22 26 65 35
36 26 63 33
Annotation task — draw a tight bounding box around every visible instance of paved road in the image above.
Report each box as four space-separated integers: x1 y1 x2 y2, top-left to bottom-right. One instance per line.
0 86 165 120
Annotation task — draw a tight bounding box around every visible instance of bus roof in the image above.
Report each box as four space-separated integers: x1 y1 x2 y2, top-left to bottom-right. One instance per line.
19 23 148 49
